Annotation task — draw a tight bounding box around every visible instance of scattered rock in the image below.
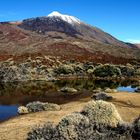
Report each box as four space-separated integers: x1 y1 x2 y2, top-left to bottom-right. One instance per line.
93 88 102 93
135 86 140 93
18 106 29 114
92 92 113 101
105 88 117 93
60 87 78 94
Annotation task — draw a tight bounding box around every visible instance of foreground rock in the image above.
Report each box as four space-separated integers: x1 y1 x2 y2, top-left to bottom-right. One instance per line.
18 101 61 114
27 101 137 140
93 88 102 93
18 106 29 114
105 88 117 93
91 92 113 101
135 86 140 93
60 87 78 95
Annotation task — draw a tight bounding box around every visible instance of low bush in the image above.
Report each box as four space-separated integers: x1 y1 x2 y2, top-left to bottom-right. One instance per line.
81 100 122 127
119 65 135 77
54 64 75 75
57 113 89 140
94 64 121 77
26 101 60 113
134 68 140 76
27 101 140 140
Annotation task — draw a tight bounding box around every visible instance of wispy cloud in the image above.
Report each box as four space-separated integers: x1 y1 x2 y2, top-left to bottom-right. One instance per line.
126 39 140 44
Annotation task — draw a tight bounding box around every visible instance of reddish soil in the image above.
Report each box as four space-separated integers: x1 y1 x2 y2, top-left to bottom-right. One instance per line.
135 44 140 49
0 24 27 41
0 24 140 65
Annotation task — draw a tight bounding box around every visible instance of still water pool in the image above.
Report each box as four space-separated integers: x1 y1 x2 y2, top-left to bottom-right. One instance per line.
117 86 136 92
0 105 18 122
0 79 138 122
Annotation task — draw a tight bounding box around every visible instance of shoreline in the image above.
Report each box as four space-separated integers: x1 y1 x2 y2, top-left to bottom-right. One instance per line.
0 75 139 83
0 91 140 140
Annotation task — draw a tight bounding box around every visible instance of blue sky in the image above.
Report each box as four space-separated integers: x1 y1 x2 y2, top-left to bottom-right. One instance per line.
0 0 140 43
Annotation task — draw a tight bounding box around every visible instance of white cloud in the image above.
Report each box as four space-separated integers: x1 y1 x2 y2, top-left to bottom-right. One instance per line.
126 39 140 44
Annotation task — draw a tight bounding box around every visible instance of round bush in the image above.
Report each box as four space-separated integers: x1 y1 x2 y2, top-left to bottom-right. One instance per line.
26 101 45 112
81 100 122 127
54 64 74 75
57 112 89 140
119 65 135 77
26 101 60 113
94 64 121 77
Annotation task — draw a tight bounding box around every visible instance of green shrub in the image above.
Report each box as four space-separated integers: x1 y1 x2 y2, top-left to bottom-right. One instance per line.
119 65 135 76
94 64 121 77
54 64 75 75
134 68 140 76
26 101 60 113
83 62 94 71
73 64 84 73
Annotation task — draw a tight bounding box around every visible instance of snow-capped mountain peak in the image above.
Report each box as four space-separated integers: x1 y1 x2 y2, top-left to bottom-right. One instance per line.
48 11 81 24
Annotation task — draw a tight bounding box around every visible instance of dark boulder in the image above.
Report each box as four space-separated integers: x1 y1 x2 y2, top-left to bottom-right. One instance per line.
91 92 113 101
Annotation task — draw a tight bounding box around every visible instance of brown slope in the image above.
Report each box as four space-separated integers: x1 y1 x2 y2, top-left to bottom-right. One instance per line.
135 44 140 49
0 23 140 64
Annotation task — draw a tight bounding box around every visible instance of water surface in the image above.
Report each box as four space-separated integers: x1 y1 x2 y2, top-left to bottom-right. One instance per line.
0 79 138 122
0 105 18 122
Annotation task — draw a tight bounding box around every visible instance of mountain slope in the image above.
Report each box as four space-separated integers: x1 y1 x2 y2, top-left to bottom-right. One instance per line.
0 11 140 64
135 44 140 49
18 11 130 48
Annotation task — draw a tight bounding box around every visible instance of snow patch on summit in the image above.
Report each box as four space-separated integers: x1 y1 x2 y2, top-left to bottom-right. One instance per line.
48 11 81 24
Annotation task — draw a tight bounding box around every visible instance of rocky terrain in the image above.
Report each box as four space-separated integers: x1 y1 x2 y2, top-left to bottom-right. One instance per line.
135 44 140 49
